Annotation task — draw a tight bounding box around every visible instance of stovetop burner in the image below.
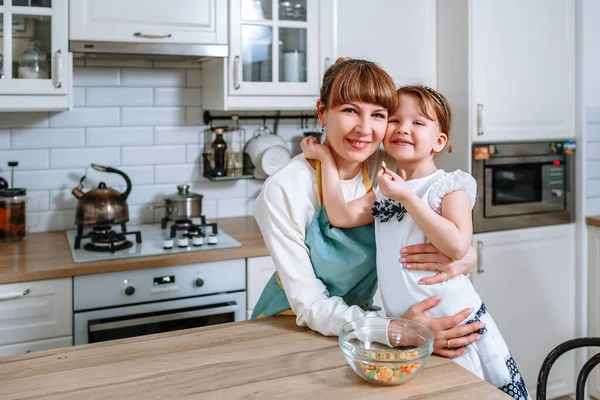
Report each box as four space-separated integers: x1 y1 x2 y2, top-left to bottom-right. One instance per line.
74 223 142 253
161 216 217 239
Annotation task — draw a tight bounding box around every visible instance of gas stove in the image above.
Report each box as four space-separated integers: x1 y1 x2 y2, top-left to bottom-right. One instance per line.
66 221 242 263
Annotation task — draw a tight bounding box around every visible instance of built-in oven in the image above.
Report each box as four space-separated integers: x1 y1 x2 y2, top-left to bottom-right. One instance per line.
472 141 575 233
73 259 246 345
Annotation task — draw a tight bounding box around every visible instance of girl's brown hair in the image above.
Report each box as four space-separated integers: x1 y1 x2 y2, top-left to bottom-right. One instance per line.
396 85 453 153
318 58 397 115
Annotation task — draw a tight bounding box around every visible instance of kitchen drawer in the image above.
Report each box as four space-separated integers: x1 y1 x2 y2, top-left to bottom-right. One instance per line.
247 256 276 311
0 278 73 346
0 336 72 357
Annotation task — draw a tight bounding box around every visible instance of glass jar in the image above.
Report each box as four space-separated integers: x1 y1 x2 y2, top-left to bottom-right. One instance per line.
18 39 49 79
0 187 28 242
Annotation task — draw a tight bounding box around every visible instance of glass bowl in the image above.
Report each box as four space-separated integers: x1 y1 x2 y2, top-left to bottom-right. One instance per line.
339 317 434 385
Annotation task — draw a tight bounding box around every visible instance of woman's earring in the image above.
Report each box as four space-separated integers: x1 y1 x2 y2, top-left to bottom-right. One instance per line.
321 125 325 133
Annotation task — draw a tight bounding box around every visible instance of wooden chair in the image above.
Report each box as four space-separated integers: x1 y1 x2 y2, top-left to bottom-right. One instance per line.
537 337 600 400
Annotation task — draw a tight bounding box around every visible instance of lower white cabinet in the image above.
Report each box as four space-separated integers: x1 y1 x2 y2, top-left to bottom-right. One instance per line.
0 278 73 354
247 256 276 319
588 223 600 399
472 224 576 399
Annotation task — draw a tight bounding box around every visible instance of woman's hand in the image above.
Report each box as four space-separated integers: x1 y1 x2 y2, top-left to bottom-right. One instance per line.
376 167 412 202
392 295 484 358
399 243 477 285
300 136 332 162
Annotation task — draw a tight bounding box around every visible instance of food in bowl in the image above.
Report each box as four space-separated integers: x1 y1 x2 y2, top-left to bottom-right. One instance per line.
339 317 434 385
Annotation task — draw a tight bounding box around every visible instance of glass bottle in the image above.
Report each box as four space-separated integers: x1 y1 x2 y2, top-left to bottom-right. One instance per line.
226 115 245 177
211 128 228 177
18 39 49 79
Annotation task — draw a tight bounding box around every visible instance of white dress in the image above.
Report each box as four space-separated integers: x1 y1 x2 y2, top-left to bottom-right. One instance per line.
373 169 531 400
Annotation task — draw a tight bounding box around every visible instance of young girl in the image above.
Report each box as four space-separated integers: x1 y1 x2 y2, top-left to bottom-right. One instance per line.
302 85 530 400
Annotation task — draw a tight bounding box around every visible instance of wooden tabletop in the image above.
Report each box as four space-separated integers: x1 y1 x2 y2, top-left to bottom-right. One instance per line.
0 216 269 284
0 317 510 400
587 216 600 227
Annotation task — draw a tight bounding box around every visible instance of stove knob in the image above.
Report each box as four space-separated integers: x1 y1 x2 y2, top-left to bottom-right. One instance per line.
195 277 205 287
124 285 135 296
207 234 218 245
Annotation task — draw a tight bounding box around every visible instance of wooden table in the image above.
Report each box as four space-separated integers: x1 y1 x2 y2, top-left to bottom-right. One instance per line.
0 317 510 399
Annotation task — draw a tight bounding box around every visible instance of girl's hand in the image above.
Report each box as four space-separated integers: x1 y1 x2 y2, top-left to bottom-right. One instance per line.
376 167 411 202
300 136 332 161
399 243 477 285
392 295 483 358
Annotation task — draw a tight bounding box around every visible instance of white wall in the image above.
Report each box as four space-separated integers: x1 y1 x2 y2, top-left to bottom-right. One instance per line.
0 61 305 232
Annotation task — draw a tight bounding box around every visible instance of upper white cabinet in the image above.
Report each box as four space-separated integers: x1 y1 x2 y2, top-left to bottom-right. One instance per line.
336 0 436 87
0 0 72 111
438 0 575 144
202 0 332 110
70 0 227 45
472 224 576 399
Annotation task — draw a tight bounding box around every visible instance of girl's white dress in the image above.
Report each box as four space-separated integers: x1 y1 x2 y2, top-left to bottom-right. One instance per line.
372 169 531 400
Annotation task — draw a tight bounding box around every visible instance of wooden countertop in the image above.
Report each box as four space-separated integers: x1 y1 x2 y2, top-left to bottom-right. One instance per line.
0 317 510 400
0 216 268 285
587 216 600 227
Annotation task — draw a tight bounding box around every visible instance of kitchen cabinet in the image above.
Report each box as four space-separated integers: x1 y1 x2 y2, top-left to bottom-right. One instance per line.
588 223 600 399
336 0 436 87
246 255 276 319
202 0 333 110
438 0 575 144
0 277 72 354
70 0 227 45
0 0 72 111
472 224 576 399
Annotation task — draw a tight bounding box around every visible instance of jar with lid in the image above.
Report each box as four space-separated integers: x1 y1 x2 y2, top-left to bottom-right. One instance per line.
225 115 246 177
0 182 27 242
18 39 50 79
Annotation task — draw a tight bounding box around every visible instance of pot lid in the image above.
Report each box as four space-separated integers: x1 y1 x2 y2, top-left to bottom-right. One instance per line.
166 184 203 200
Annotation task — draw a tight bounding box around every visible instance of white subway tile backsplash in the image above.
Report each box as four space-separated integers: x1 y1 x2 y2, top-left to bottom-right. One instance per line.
86 127 153 147
12 128 85 149
155 126 203 145
246 179 264 198
588 179 600 198
588 161 600 179
29 209 76 232
73 67 120 87
86 88 154 107
191 180 247 200
50 189 78 210
14 169 85 191
121 68 186 87
587 142 600 160
0 113 49 129
50 148 120 169
128 204 155 224
154 163 202 184
73 88 86 107
203 199 217 219
0 130 10 149
217 198 251 218
50 108 120 127
85 165 154 187
0 150 49 170
185 107 204 125
186 69 202 88
126 184 174 205
186 144 202 163
121 107 186 126
122 145 186 166
154 88 202 107
28 190 50 212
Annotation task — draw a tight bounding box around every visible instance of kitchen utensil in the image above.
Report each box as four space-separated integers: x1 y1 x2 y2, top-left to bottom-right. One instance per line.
0 161 29 242
339 317 433 385
18 39 49 79
244 125 288 178
163 184 203 220
260 145 291 177
72 164 131 226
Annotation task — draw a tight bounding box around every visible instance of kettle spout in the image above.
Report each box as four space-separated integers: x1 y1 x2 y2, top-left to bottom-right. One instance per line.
72 175 86 199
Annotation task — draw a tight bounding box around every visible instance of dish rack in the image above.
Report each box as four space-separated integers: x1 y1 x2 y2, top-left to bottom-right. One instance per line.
202 153 255 181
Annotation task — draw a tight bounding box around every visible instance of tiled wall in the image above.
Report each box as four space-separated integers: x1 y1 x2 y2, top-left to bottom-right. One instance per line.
586 107 600 216
0 61 306 232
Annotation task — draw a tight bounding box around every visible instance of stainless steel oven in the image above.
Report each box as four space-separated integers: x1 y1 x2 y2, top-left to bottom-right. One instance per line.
472 141 575 233
73 260 246 345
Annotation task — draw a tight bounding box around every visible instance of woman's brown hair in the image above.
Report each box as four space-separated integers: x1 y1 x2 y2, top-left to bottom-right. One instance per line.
396 85 453 153
318 58 397 115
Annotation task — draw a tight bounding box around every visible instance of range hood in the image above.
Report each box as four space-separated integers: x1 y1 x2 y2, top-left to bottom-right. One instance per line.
70 41 228 60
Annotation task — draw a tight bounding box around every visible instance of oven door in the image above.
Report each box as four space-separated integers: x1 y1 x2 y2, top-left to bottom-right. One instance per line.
74 291 245 345
484 155 565 218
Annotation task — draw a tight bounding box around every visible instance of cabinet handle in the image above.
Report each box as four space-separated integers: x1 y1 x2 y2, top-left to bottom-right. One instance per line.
53 50 63 89
133 32 172 39
324 57 332 71
0 288 30 301
476 241 484 274
233 55 241 90
477 103 484 136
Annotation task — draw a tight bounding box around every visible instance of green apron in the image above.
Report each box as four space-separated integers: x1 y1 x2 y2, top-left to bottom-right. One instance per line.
251 162 378 319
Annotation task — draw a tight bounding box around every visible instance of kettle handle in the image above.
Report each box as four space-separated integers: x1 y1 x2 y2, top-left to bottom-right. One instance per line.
0 177 7 189
91 164 132 200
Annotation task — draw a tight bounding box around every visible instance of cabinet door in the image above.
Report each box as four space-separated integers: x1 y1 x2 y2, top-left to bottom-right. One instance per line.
229 0 319 96
70 0 227 44
472 224 575 398
471 0 574 142
0 336 72 357
337 0 436 87
247 256 276 313
589 226 600 399
0 278 73 346
0 0 69 96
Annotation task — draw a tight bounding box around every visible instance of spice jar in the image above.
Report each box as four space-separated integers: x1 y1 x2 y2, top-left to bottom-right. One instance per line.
0 184 28 242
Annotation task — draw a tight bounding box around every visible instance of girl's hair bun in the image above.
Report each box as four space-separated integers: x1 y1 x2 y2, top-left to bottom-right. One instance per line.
334 57 352 64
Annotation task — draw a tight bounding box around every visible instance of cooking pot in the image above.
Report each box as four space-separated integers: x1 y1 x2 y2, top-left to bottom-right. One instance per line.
72 164 131 226
163 184 203 220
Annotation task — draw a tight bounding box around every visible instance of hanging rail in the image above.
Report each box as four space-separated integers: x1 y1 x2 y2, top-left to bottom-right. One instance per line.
203 110 315 128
